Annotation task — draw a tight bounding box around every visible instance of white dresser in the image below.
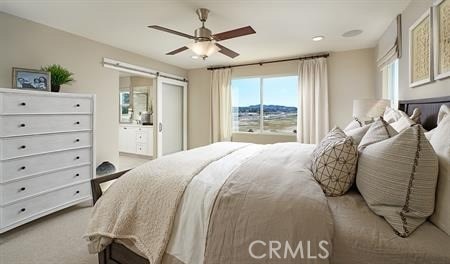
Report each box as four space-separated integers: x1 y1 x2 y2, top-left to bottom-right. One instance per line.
0 88 95 233
119 124 153 156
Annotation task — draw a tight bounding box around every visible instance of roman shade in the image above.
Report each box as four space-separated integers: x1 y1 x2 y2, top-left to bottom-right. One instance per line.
377 15 402 68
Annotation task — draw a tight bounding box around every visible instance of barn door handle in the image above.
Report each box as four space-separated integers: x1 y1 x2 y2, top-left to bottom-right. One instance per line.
159 122 162 132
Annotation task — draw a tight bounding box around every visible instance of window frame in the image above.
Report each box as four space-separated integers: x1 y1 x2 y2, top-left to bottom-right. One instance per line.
231 74 299 136
381 59 399 109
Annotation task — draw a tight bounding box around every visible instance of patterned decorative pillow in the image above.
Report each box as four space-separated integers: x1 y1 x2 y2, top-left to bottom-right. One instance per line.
312 127 358 196
356 125 439 237
358 117 397 151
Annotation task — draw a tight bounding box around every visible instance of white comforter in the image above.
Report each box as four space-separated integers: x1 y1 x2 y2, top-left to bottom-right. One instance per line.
166 144 265 263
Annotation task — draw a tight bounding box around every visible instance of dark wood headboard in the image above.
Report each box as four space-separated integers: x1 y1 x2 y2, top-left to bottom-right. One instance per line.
399 96 450 131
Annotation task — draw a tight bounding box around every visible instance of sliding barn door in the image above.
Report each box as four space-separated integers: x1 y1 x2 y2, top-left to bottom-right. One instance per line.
156 77 187 157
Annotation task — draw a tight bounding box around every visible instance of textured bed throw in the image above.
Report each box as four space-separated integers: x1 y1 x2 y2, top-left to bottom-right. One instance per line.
85 142 248 264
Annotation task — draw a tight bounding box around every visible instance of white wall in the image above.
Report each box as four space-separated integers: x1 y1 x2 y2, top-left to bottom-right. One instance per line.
376 0 450 100
328 48 377 127
188 48 376 148
0 12 186 166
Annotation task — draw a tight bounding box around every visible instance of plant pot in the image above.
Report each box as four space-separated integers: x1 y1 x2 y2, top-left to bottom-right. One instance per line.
51 84 61 92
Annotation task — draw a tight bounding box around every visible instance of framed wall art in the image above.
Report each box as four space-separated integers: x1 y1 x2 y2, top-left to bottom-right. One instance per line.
12 67 51 92
433 0 450 80
409 8 433 87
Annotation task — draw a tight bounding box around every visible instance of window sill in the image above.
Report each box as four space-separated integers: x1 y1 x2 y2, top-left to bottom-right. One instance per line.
232 132 297 137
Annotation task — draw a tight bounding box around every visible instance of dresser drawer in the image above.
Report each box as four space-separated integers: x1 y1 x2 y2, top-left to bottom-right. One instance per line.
136 132 148 143
0 131 92 160
0 115 92 137
0 148 91 183
136 143 149 155
1 182 91 228
0 165 91 204
0 93 92 114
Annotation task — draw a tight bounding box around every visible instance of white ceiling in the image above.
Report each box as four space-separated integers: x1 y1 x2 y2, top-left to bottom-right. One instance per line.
0 0 411 69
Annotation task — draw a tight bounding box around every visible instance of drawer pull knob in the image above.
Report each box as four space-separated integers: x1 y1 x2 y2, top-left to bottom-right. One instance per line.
19 123 26 127
19 187 26 191
20 166 26 170
20 208 26 213
75 139 80 142
75 173 80 177
75 156 80 160
20 102 27 106
75 190 80 194
75 104 80 107
75 121 80 125
19 145 26 149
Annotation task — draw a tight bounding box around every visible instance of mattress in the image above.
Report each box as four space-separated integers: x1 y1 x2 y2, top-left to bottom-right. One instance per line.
328 191 450 264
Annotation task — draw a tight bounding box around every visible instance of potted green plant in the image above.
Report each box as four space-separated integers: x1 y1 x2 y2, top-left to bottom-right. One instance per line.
41 64 74 92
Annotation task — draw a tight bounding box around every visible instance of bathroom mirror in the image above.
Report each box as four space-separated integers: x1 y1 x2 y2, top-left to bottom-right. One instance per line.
119 74 154 124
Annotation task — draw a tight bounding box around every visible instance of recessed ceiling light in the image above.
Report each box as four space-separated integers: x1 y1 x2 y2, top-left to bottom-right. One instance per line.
312 36 325 41
342 29 363 37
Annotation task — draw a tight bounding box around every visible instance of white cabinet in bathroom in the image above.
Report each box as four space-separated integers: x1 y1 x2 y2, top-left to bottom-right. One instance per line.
119 125 153 156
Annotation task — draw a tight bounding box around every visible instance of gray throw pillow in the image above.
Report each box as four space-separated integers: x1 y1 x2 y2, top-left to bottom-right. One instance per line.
312 127 358 197
358 117 397 151
356 125 439 237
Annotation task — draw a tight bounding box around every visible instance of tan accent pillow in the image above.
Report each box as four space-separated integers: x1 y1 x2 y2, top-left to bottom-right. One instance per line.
358 118 397 151
312 127 358 197
430 115 450 235
410 108 421 123
356 125 439 237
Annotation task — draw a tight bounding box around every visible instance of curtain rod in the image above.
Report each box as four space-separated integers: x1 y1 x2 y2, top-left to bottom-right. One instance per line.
207 53 330 71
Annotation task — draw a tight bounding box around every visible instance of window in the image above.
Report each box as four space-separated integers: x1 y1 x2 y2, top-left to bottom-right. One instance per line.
232 76 298 134
382 59 399 108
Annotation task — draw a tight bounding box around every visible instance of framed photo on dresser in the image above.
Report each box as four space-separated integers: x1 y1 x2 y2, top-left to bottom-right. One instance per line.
12 67 51 92
433 0 450 80
409 8 433 87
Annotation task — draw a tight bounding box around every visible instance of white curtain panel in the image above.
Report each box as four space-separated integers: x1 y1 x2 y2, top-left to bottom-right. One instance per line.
297 57 329 144
211 68 232 142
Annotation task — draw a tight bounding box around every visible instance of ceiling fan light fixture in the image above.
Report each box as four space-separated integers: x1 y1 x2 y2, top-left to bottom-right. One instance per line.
312 35 325 41
188 41 220 58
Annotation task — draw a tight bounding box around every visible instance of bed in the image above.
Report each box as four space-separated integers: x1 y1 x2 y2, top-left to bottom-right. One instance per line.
88 96 450 264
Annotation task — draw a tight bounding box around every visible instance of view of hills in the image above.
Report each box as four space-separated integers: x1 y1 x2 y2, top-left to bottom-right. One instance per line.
233 104 297 113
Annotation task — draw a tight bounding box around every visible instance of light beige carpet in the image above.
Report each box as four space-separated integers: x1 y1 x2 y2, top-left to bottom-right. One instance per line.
0 204 96 264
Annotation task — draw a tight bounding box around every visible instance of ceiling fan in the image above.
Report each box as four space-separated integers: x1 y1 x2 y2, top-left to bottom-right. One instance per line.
148 8 255 60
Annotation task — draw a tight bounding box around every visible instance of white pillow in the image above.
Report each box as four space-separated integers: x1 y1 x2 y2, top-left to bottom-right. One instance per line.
424 129 435 141
430 115 450 235
344 118 363 132
383 106 404 123
390 115 416 132
437 104 450 126
345 124 371 145
357 125 439 237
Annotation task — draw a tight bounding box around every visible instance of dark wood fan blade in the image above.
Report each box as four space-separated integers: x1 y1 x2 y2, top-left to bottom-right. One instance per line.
166 46 189 55
148 25 195 39
212 26 255 41
216 43 239 58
